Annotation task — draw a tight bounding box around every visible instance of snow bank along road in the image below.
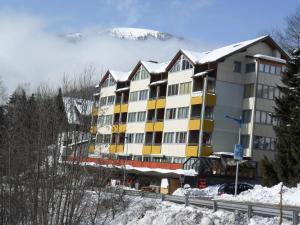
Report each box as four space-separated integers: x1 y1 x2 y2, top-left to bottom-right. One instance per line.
117 189 300 225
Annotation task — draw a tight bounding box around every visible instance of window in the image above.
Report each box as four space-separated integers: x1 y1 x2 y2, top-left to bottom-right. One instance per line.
165 108 176 120
107 96 115 105
264 64 270 73
255 110 274 125
270 66 276 74
106 115 113 125
175 132 187 143
137 111 146 122
140 67 150 79
181 56 193 70
259 63 264 72
139 90 148 101
100 97 107 106
163 132 174 143
167 84 179 96
127 112 137 123
257 84 263 98
244 84 254 98
245 63 255 73
276 66 282 75
132 70 140 81
177 107 189 119
205 107 214 120
126 133 135 143
233 61 242 73
262 85 269 99
179 82 191 95
135 133 144 143
254 136 276 150
129 91 138 102
170 55 193 73
241 135 250 148
170 58 181 73
97 134 103 144
103 134 111 144
242 110 252 123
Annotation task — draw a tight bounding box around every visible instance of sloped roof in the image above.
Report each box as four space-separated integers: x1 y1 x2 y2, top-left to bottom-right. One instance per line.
140 61 169 73
167 35 289 71
181 36 269 64
109 70 131 82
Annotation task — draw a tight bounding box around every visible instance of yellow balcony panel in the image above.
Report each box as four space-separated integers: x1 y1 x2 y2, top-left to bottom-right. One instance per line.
114 104 121 113
116 145 124 153
121 104 128 112
92 107 99 116
112 124 119 133
147 100 156 110
143 145 161 155
109 145 117 153
156 98 166 109
145 122 164 132
88 144 95 153
90 125 97 134
191 94 216 106
145 122 154 132
119 124 127 132
147 99 166 110
188 119 214 132
185 145 213 157
154 122 164 131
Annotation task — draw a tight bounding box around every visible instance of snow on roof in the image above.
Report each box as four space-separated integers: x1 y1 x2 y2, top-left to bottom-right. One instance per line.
149 79 168 86
254 54 286 64
181 35 268 64
141 61 169 74
192 69 215 77
109 70 131 82
115 87 130 92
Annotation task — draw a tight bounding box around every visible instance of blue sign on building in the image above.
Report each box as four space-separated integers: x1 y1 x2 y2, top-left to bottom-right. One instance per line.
234 144 243 161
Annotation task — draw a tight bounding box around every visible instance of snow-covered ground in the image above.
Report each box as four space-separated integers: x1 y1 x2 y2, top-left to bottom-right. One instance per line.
84 195 292 225
173 185 220 198
216 183 300 206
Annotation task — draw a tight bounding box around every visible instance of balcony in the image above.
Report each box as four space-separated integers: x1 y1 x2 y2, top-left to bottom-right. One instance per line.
112 124 127 133
191 93 216 106
143 145 161 155
185 145 213 157
114 103 128 113
147 98 166 110
188 119 214 132
109 144 124 153
90 125 97 134
88 144 95 153
92 107 99 117
145 121 164 132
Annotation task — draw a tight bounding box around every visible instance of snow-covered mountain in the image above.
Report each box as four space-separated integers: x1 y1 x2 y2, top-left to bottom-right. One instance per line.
62 27 181 42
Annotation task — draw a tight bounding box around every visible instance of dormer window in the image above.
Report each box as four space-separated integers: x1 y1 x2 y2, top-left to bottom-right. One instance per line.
132 66 150 81
170 55 193 73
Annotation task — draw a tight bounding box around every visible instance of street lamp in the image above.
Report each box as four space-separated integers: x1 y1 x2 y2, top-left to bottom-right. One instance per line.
224 114 242 196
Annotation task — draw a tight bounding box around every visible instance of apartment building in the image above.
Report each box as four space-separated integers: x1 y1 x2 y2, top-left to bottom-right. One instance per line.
88 35 289 176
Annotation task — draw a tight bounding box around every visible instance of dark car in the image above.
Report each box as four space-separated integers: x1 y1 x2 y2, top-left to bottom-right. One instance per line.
217 183 253 195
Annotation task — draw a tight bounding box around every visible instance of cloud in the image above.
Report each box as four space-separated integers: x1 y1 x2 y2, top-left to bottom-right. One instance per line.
0 9 215 94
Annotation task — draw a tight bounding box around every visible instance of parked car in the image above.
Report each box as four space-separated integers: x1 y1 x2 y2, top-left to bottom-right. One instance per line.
217 183 253 195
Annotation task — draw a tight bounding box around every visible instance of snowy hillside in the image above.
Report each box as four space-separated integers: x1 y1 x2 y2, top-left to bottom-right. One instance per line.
62 27 179 42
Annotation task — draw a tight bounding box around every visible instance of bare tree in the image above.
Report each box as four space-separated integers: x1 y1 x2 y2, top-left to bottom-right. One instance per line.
0 67 126 225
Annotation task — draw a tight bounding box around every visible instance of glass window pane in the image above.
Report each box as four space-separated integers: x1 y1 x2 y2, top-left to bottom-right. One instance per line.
257 84 263 97
259 63 264 72
263 85 268 98
264 64 270 73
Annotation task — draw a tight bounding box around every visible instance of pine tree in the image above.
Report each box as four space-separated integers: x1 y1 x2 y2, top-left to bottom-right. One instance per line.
274 49 300 186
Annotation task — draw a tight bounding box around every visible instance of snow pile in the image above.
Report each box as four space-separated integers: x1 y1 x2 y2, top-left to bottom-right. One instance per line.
82 195 291 225
216 183 300 206
172 185 220 198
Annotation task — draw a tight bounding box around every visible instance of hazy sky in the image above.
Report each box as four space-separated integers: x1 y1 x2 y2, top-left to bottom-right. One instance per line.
0 0 299 93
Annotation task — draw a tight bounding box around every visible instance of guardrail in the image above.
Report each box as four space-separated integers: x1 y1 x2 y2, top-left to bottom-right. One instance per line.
121 189 300 225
